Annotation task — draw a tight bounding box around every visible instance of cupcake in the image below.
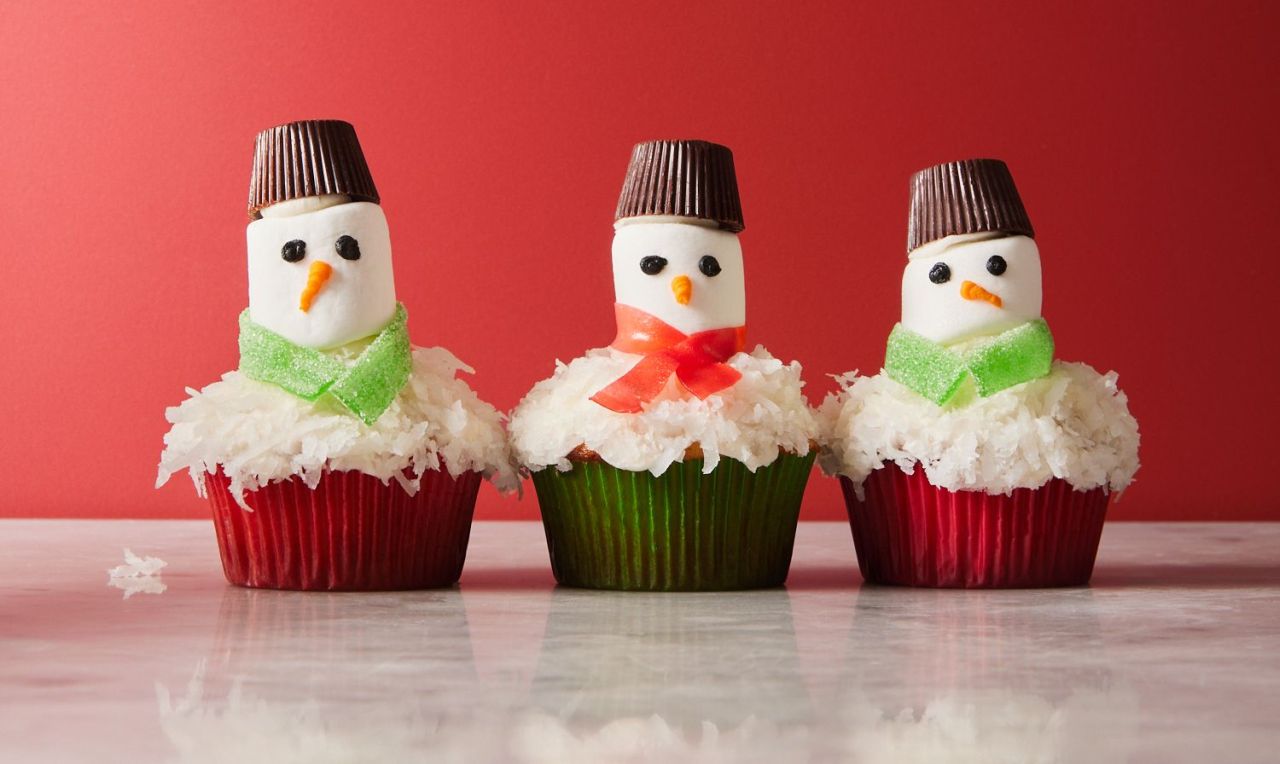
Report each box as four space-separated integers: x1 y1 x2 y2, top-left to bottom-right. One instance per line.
819 159 1140 588
156 119 516 591
509 140 818 591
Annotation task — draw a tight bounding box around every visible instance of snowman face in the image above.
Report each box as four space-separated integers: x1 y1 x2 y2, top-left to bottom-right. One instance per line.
611 218 745 335
247 201 396 350
901 233 1042 345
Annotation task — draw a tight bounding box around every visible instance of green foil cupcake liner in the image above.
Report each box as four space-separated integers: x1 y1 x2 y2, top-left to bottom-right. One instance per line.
531 452 816 591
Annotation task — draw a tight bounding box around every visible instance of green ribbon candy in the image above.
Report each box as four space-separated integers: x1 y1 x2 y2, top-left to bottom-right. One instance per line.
238 303 412 425
885 318 1054 405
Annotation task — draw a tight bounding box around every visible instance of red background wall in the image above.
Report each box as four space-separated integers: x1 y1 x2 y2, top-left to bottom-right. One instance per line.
2 0 1276 521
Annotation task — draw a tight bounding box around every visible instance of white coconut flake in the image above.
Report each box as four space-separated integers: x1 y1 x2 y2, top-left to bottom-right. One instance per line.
108 548 168 578
509 345 817 475
818 361 1139 497
156 347 520 503
107 549 168 598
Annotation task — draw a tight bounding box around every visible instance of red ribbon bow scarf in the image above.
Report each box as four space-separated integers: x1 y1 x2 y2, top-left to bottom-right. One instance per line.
590 303 747 414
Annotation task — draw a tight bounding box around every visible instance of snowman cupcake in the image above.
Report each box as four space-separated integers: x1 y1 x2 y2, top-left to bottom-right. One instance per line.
156 119 516 591
509 140 818 591
820 159 1139 588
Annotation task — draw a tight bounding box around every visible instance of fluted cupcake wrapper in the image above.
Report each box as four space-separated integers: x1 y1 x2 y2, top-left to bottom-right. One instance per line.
204 468 481 591
532 453 816 591
907 158 1033 252
247 119 379 218
841 463 1110 589
615 139 745 231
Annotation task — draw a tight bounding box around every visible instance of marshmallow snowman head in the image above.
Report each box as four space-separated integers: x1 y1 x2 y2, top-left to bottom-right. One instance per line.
244 120 393 350
901 233 1042 345
902 159 1040 346
612 217 745 335
611 140 747 335
247 198 396 349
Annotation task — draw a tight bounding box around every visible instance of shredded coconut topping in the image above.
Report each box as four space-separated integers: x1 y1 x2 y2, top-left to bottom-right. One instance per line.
509 346 818 475
157 347 519 501
818 361 1139 496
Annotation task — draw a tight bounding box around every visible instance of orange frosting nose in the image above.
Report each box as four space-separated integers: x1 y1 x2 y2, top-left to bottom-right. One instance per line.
960 280 1003 308
671 274 692 305
299 260 333 312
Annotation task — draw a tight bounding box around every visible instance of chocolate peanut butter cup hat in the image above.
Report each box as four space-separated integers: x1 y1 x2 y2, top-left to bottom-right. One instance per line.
247 119 380 219
907 158 1033 253
615 139 745 232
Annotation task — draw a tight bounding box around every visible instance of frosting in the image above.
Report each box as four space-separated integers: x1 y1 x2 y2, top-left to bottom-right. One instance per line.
611 219 745 336
902 233 1042 345
818 362 1140 496
509 346 817 475
247 201 396 350
156 346 520 503
298 260 332 312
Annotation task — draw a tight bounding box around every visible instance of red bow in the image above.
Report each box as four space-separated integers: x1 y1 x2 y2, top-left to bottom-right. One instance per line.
590 303 747 413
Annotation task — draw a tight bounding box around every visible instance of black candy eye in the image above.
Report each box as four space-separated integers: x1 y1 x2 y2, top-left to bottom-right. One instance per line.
928 262 951 284
640 255 667 275
281 240 306 262
986 255 1008 276
698 255 722 277
335 235 361 261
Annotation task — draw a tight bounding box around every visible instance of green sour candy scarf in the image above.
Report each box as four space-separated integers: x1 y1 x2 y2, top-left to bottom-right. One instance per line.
885 318 1054 405
238 303 412 425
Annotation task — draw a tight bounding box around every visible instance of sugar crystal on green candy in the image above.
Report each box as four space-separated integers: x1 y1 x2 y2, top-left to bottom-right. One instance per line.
239 304 412 424
885 324 968 405
238 310 345 400
966 318 1054 397
329 304 412 426
884 319 1055 405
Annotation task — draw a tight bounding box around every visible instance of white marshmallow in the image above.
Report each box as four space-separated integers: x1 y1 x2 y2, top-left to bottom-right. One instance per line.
901 233 1042 346
611 217 745 335
247 201 396 350
257 194 350 218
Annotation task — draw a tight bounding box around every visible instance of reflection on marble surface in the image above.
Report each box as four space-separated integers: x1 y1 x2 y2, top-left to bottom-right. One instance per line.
1 521 1278 763
156 587 498 762
835 589 1139 763
522 589 811 760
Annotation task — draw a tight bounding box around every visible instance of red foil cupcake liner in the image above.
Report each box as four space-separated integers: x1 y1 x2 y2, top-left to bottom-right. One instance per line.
840 463 1110 588
204 468 481 591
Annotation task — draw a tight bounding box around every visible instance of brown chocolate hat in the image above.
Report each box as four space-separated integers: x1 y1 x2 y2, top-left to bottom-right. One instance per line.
247 119 380 219
907 158 1033 253
615 140 744 232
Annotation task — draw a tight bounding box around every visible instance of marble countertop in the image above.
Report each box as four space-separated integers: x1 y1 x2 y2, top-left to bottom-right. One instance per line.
2 520 1277 763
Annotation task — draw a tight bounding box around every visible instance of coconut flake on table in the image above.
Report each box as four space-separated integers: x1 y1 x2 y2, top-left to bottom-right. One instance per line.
156 346 519 503
509 345 818 475
818 361 1139 497
107 549 168 598
108 548 168 579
